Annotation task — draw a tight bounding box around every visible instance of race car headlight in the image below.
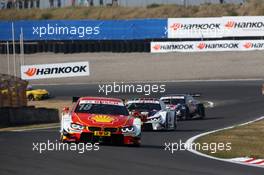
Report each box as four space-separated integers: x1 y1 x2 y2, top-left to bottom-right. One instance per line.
70 123 84 130
121 126 134 133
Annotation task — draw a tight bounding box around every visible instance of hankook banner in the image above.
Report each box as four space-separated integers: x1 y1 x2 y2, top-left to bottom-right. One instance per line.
21 62 90 80
151 40 264 53
223 16 264 37
168 16 264 38
168 18 223 38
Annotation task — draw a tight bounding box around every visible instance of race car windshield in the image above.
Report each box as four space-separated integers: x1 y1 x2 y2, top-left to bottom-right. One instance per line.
127 103 161 111
75 103 129 116
162 99 185 105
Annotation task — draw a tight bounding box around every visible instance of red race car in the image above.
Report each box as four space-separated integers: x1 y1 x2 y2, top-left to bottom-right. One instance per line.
60 97 141 146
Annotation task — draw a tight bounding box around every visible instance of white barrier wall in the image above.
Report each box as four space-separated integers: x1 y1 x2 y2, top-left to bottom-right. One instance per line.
168 16 264 38
151 40 264 53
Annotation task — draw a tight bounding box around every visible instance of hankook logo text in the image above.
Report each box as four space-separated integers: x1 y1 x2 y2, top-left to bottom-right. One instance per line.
160 44 193 50
24 65 87 77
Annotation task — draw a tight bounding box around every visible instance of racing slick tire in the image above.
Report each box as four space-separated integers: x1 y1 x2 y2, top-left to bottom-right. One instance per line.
184 107 191 120
165 113 169 130
132 142 141 147
173 113 177 130
197 104 205 119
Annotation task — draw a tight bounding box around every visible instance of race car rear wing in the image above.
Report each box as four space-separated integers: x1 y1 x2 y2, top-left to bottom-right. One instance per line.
128 98 159 101
161 93 201 98
189 93 201 97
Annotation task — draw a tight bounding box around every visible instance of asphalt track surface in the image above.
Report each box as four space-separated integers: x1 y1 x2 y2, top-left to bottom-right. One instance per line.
1 81 264 175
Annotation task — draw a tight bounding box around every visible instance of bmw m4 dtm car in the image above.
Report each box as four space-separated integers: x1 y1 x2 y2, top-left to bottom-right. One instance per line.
60 97 141 146
160 94 205 120
126 98 177 131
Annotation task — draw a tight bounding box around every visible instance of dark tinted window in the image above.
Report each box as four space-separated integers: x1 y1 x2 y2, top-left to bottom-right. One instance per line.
127 103 161 111
162 98 185 105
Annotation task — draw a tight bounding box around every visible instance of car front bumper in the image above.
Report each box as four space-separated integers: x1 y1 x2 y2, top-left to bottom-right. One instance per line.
62 131 141 145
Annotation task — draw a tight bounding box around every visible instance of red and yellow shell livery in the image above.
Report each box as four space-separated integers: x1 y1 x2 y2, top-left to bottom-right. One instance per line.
60 97 141 146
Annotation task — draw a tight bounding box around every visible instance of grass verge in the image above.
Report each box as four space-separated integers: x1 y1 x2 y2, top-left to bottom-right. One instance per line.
195 119 264 159
1 0 264 20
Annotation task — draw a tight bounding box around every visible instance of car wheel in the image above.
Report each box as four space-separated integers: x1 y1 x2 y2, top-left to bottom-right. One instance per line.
164 114 168 129
28 94 34 101
173 114 177 130
198 104 205 119
133 142 141 147
184 107 191 120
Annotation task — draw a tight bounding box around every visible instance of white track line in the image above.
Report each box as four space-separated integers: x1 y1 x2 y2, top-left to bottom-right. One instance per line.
10 125 59 132
184 116 264 169
31 78 263 86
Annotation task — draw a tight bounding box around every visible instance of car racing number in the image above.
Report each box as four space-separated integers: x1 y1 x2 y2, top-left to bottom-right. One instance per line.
94 131 111 137
79 104 92 111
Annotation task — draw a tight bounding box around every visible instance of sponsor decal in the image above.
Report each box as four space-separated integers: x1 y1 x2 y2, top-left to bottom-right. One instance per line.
168 16 264 38
91 115 116 123
225 21 264 29
225 21 235 29
21 62 89 80
158 43 193 50
242 41 264 49
151 42 195 53
153 44 161 51
170 23 220 30
80 100 123 106
196 42 239 50
223 16 264 37
170 23 182 31
24 68 37 77
151 40 264 53
197 43 206 50
168 18 223 38
243 42 252 49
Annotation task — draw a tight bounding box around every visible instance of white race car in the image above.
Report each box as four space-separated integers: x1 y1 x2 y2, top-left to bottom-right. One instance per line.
126 98 177 131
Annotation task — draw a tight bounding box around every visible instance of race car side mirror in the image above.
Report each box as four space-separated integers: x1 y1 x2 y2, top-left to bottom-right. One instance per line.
63 107 70 112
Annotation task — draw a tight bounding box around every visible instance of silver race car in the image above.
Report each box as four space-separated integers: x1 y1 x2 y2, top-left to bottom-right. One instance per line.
160 94 205 120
